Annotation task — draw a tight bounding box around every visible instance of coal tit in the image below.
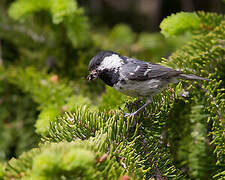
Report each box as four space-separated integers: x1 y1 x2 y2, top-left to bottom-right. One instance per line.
87 51 210 117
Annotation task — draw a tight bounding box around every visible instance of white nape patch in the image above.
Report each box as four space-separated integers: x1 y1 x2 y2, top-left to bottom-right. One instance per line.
98 54 124 70
134 65 140 72
129 72 134 75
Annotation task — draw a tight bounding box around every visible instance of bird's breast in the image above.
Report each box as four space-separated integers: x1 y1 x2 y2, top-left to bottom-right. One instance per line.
114 79 164 97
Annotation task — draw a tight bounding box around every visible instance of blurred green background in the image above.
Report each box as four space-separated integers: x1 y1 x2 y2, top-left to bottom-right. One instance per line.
0 0 224 161
0 0 224 179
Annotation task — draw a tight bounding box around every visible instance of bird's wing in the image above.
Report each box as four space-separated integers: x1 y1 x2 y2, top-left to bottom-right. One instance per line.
121 57 181 81
148 64 182 79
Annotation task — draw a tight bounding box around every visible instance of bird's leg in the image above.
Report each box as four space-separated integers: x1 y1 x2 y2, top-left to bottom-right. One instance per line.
126 98 142 110
124 97 152 118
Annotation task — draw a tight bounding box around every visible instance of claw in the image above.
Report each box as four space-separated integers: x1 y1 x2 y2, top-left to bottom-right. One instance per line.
124 113 137 129
124 113 135 118
124 97 152 118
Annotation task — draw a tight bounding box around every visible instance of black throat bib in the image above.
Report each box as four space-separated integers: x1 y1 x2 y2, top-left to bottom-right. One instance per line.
99 69 120 87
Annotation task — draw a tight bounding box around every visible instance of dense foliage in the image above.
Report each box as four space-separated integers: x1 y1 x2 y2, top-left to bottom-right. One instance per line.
0 0 224 179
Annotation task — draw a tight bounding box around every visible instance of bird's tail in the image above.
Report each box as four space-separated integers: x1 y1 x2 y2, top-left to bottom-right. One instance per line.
179 74 211 81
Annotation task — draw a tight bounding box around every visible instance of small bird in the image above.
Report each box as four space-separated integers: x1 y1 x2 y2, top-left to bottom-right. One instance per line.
87 51 210 117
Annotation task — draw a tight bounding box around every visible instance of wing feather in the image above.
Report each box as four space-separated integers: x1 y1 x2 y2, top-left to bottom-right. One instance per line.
120 57 181 81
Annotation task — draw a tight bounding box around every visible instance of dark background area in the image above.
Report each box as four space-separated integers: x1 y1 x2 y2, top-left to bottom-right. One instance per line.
79 0 224 31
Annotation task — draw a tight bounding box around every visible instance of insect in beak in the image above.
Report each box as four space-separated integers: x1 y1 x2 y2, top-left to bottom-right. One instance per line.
87 70 99 81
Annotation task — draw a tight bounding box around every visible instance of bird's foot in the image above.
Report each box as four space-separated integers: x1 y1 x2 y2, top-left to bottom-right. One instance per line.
124 112 136 118
126 100 142 109
124 113 137 129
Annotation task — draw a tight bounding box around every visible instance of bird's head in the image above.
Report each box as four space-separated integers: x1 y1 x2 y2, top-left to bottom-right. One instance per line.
87 50 123 81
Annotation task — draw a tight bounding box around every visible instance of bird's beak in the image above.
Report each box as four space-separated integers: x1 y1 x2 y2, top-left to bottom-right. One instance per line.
87 70 99 81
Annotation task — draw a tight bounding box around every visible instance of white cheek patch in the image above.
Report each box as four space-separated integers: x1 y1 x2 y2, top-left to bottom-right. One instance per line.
98 54 124 70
